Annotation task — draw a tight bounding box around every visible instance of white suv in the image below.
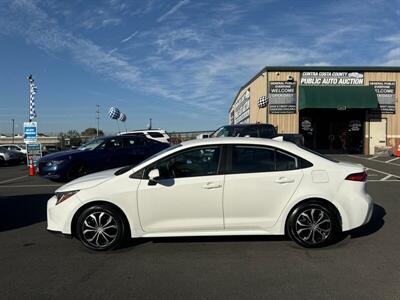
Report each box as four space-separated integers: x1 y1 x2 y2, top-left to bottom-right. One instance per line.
119 130 170 144
1 144 27 155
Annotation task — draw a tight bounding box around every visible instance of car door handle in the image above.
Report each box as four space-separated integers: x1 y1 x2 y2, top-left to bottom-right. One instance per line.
275 177 295 184
202 182 222 189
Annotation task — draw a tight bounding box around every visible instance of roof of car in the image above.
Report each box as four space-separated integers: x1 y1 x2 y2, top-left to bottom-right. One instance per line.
179 137 296 149
218 123 275 128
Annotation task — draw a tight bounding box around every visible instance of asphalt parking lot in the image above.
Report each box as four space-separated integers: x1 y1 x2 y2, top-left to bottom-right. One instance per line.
1 156 400 299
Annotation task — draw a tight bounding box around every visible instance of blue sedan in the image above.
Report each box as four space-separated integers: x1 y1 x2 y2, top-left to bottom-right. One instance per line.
38 135 169 181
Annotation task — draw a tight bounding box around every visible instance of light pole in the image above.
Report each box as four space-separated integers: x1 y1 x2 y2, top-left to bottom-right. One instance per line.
96 104 100 137
12 119 15 144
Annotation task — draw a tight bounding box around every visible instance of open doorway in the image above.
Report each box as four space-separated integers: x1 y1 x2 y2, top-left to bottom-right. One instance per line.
300 109 366 154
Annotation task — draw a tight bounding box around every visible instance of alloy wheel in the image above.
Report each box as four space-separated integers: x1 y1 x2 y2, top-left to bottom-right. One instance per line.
295 208 332 245
81 211 119 249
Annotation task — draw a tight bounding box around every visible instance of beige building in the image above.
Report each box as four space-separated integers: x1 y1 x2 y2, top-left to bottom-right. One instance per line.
229 66 400 155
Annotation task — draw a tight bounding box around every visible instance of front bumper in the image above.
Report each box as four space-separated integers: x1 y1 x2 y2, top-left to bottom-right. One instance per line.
47 194 81 234
38 164 65 179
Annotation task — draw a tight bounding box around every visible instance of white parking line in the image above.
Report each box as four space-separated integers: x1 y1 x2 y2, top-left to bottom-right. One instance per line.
368 156 379 160
0 175 28 185
348 155 400 167
365 167 400 181
386 157 400 163
0 184 61 188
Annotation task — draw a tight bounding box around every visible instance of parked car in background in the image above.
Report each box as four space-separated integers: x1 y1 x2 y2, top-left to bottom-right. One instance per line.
38 135 169 181
42 145 61 156
0 146 26 166
47 137 373 250
119 129 170 144
209 124 304 146
1 144 27 155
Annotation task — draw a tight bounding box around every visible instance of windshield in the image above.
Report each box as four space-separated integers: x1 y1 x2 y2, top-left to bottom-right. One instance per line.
114 144 182 176
210 126 234 137
78 137 108 150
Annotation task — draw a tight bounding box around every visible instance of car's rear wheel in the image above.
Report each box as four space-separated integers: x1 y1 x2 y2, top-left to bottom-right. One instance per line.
76 205 126 251
287 202 341 248
66 163 87 181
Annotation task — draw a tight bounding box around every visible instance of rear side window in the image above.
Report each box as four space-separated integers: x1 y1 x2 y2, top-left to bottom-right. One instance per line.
230 146 275 173
260 126 277 138
276 151 297 171
123 137 145 147
228 145 313 174
148 132 164 138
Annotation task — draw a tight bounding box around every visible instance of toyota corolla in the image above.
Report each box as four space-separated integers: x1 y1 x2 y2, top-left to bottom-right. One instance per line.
47 138 373 250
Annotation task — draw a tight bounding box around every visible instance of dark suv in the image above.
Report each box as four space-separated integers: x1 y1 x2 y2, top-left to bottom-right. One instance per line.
210 124 303 146
210 124 278 138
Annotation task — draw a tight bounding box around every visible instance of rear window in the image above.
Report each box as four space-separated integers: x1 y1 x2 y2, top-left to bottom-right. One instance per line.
148 132 164 138
299 146 338 163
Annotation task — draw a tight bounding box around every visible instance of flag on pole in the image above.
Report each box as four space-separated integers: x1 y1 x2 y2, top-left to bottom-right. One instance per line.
29 76 37 121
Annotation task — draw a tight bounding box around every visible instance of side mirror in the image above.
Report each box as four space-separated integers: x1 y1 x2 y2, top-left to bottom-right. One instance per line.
148 169 160 185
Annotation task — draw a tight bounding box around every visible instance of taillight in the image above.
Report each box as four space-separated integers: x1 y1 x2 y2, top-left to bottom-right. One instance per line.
345 172 367 182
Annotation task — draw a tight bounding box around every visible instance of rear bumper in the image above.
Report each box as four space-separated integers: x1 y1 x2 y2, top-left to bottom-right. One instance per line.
335 183 374 231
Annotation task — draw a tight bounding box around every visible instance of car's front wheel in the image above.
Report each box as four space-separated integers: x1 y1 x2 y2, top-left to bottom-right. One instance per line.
76 205 126 251
286 202 341 248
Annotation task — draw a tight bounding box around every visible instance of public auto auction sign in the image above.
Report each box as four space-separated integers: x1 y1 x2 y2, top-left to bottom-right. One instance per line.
300 71 364 86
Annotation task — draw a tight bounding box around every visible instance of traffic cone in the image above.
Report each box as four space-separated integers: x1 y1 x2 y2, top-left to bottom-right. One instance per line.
396 144 400 157
29 158 36 176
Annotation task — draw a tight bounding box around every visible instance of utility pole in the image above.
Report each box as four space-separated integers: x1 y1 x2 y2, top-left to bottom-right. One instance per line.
96 104 100 137
12 119 15 144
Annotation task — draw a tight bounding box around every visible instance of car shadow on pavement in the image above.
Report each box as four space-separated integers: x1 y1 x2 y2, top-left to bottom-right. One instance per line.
0 194 51 232
348 203 385 239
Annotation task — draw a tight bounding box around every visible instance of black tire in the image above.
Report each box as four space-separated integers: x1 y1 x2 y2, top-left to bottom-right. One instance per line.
286 201 341 248
76 205 126 251
0 157 4 167
66 163 87 181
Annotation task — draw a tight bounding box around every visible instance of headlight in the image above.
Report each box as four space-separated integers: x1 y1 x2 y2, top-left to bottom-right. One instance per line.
55 190 79 205
46 160 65 167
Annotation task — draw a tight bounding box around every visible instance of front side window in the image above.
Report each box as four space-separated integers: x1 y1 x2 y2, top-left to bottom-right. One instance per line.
101 138 122 150
150 146 221 179
230 146 275 173
240 126 258 137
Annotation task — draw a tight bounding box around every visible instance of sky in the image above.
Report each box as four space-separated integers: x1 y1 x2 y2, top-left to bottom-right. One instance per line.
0 0 399 135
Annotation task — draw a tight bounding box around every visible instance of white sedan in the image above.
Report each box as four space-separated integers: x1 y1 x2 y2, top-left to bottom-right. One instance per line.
47 138 373 250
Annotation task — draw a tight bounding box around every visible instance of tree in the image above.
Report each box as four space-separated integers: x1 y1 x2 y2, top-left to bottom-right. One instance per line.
66 130 82 147
81 128 104 137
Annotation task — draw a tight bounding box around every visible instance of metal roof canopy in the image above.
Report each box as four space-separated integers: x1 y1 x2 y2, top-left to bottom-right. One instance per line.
299 86 379 110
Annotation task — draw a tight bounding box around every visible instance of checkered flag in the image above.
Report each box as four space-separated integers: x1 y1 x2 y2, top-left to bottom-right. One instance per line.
118 113 127 122
29 75 37 121
257 96 268 108
108 107 121 119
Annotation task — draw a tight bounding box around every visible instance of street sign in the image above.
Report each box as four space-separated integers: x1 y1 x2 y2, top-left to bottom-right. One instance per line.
24 122 37 142
26 142 42 167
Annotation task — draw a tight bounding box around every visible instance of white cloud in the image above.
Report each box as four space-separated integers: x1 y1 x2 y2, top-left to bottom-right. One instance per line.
157 0 190 23
121 31 139 43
